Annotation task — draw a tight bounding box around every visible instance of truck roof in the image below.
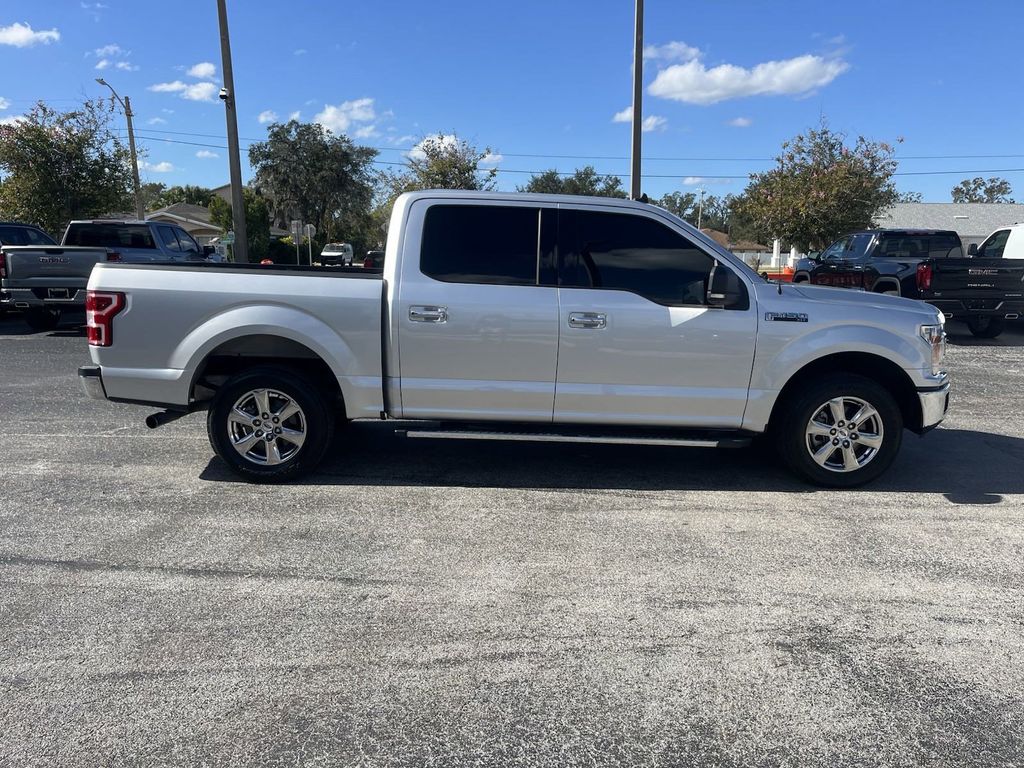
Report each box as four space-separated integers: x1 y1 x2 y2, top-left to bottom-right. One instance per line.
852 228 960 236
396 189 658 212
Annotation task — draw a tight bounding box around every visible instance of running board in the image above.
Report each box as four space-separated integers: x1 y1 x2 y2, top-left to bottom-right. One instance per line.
399 427 751 449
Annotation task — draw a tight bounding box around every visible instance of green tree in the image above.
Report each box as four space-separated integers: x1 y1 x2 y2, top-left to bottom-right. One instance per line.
519 166 626 197
139 182 167 211
896 190 923 203
249 120 377 249
654 190 697 220
951 177 1014 203
209 189 271 262
733 121 900 251
157 184 215 208
387 134 498 196
0 100 133 235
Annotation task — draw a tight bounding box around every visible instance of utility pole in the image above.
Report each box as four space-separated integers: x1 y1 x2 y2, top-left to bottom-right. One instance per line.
95 78 143 220
217 0 249 263
697 187 706 229
629 0 644 200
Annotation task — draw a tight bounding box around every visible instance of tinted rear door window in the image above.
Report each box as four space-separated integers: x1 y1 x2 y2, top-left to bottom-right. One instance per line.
420 205 539 285
929 234 962 258
558 209 714 306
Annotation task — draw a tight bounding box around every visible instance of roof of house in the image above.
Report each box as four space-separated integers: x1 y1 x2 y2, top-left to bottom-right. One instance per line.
874 203 1024 237
700 228 770 252
146 202 224 234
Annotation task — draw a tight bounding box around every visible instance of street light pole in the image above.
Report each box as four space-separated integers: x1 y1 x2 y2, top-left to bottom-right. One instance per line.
697 187 706 229
629 0 644 200
95 78 143 220
216 0 249 263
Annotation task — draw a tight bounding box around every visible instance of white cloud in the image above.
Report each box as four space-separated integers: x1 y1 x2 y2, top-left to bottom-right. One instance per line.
480 152 503 166
94 58 110 70
146 117 166 125
148 80 218 102
257 109 278 124
728 116 752 127
0 22 60 47
115 61 138 71
0 114 25 126
0 97 9 110
408 134 459 161
394 134 417 145
195 150 219 159
612 106 632 123
642 115 668 132
314 97 376 134
92 43 122 57
142 161 174 173
353 124 377 138
187 61 216 79
643 41 700 62
288 110 301 121
683 176 732 186
649 54 848 105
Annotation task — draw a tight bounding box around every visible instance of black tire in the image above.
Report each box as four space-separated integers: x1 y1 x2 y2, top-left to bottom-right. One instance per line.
207 366 335 483
775 373 903 488
966 316 1005 339
24 307 61 331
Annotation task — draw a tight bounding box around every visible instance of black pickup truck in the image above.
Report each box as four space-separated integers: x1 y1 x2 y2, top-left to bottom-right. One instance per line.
793 229 963 296
916 227 1024 338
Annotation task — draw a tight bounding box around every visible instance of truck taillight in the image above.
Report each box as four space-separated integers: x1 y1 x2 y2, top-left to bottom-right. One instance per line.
107 251 122 262
916 263 933 291
0 252 6 279
86 290 125 347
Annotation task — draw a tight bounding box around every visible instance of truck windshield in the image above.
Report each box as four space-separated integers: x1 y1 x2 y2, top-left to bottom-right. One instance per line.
977 230 1010 258
0 225 56 246
65 224 156 249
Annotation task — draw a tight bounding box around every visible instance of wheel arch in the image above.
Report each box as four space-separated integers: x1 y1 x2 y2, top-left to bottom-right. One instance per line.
767 351 922 432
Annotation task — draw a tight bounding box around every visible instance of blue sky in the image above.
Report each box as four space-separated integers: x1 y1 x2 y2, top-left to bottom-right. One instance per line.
2 0 1023 202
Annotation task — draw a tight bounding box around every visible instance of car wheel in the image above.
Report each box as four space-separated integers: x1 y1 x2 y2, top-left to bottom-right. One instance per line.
207 366 335 483
776 374 903 487
966 316 1005 339
24 307 61 331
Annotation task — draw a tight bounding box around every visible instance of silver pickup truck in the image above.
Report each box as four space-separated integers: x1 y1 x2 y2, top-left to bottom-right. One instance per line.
2 219 215 330
80 191 950 487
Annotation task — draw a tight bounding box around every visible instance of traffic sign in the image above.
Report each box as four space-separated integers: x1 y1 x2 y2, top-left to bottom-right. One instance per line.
222 230 235 245
303 223 316 238
290 220 303 238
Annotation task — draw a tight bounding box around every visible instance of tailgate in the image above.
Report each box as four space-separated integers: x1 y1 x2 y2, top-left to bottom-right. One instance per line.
928 257 1024 305
2 246 109 281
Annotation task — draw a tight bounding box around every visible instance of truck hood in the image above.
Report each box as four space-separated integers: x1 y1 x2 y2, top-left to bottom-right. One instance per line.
776 282 941 321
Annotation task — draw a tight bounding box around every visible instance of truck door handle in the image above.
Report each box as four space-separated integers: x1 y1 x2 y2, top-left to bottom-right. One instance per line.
409 305 448 323
568 312 607 329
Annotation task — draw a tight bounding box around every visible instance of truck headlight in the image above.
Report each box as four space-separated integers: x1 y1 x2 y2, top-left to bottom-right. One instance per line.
920 324 946 376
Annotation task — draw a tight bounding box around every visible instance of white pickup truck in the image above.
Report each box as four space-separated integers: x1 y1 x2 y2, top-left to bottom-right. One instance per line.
79 191 950 487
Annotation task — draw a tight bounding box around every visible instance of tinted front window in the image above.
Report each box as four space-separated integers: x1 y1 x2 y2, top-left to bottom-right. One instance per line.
846 234 874 258
65 224 156 249
559 210 714 306
0 225 56 246
421 205 539 285
175 229 200 253
977 230 1010 258
821 238 848 260
158 226 181 251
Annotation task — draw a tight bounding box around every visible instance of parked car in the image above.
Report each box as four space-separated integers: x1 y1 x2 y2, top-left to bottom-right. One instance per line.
915 223 1024 338
2 220 215 330
0 222 57 319
793 229 963 297
318 242 353 266
80 191 950 488
362 250 384 269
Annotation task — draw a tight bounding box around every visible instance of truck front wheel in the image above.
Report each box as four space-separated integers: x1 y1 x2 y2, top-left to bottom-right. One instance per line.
776 374 903 487
207 367 335 483
966 316 1005 339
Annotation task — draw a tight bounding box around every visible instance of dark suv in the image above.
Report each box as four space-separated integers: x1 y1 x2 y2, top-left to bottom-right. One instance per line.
793 229 963 297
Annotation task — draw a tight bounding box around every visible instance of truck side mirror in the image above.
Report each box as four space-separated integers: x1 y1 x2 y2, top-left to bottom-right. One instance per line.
202 244 216 257
707 263 749 310
967 243 978 256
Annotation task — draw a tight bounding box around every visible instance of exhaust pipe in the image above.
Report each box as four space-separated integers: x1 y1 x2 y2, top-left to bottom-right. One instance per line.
145 410 187 429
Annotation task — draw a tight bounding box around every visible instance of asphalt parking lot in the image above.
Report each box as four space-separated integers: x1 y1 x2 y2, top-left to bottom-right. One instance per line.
1 312 1022 767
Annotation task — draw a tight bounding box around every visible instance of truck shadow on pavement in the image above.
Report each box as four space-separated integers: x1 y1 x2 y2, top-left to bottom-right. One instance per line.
944 321 1024 348
200 423 1024 504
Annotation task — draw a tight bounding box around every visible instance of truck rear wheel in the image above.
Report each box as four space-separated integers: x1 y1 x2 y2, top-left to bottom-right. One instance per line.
776 374 903 487
207 367 335 483
966 316 1005 339
25 307 61 331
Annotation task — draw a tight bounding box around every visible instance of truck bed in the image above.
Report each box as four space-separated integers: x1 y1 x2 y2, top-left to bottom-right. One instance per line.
86 261 386 417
